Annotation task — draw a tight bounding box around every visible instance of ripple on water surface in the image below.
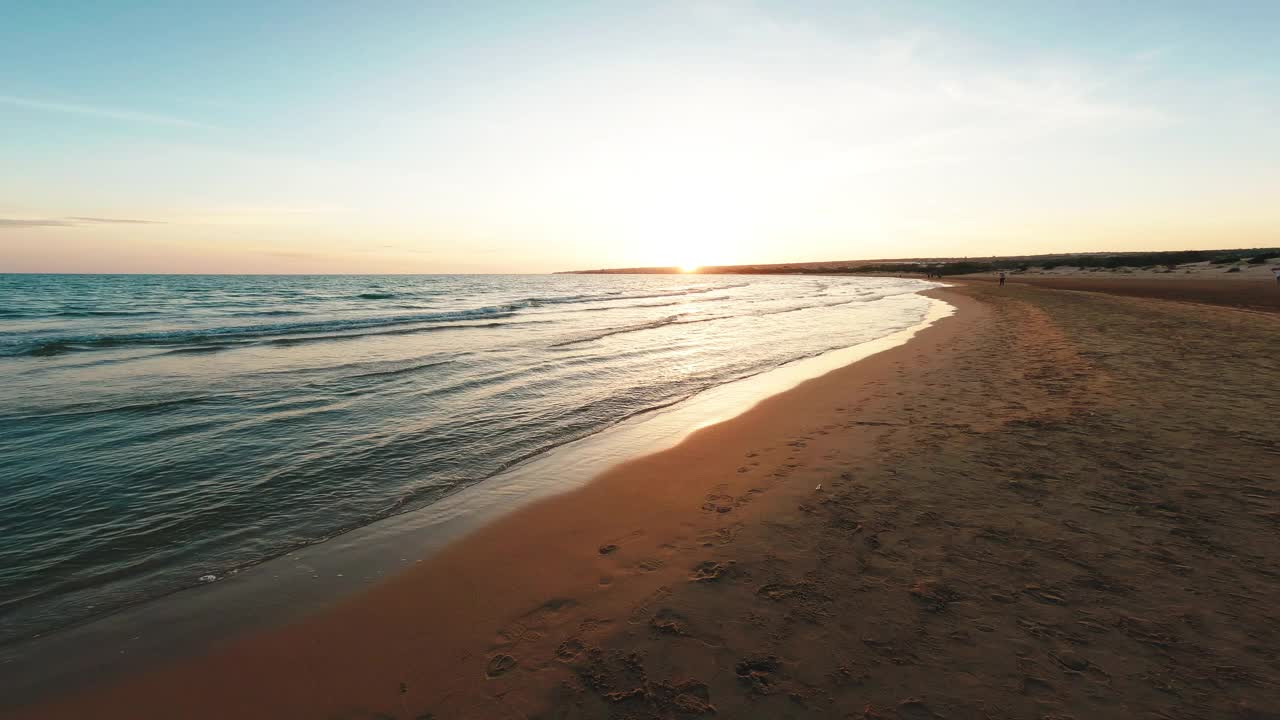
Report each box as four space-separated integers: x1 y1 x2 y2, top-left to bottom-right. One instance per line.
0 272 939 643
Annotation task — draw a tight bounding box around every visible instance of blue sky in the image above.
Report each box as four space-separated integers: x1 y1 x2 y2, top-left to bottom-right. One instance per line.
2 1 1277 272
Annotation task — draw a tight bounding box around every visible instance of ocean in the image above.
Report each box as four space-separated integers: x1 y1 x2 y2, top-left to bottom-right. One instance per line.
0 273 938 645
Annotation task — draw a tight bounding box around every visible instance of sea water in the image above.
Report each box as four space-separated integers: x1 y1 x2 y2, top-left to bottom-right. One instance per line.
0 273 937 644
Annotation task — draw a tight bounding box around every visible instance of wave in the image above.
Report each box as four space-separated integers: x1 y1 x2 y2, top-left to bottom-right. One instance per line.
4 394 220 421
549 313 734 348
754 298 862 317
548 291 910 348
228 309 308 317
163 345 242 354
262 317 529 347
6 304 529 357
750 290 913 317
0 309 163 319
357 292 395 300
24 341 70 357
524 282 749 307
6 283 755 358
53 309 163 318
340 358 457 381
550 315 686 347
415 328 901 505
540 294 736 317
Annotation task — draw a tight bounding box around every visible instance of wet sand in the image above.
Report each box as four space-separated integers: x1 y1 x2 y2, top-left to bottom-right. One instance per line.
12 281 1280 719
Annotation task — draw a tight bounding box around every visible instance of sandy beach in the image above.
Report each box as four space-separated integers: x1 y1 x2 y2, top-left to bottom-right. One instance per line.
11 279 1280 719
964 263 1280 313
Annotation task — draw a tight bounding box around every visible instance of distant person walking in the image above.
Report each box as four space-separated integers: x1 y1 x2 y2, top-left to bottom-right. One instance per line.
998 271 1006 287
1273 266 1280 285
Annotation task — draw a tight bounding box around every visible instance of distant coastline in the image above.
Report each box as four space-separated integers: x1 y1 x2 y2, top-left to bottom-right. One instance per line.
559 245 1279 275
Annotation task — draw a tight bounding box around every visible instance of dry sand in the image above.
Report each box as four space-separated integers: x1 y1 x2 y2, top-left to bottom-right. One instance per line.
965 263 1280 312
11 281 1280 719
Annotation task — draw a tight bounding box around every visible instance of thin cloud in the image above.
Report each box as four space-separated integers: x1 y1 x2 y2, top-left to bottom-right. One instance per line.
0 216 164 229
686 4 1171 137
66 216 165 225
0 218 73 228
0 94 214 129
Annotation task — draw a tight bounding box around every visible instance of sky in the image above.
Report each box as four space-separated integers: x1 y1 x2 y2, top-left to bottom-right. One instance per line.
1 1 1278 274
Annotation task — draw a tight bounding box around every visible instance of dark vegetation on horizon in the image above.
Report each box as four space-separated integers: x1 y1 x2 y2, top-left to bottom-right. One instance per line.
848 248 1280 276
564 247 1280 276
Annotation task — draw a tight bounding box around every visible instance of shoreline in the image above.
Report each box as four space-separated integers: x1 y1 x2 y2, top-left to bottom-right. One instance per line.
14 280 1280 718
3 288 954 713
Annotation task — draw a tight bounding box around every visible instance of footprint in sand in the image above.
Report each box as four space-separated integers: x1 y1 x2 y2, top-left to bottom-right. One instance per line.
697 523 743 547
577 617 612 634
735 656 781 695
555 638 586 662
649 608 689 636
757 583 803 601
690 560 735 582
494 598 579 647
485 654 517 678
596 530 644 556
701 495 734 513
